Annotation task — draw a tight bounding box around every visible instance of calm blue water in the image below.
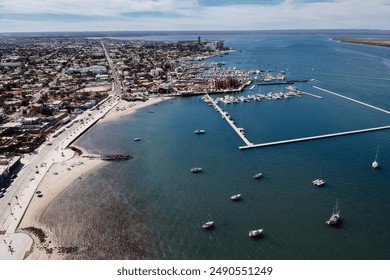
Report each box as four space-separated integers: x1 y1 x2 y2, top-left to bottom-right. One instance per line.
73 34 390 259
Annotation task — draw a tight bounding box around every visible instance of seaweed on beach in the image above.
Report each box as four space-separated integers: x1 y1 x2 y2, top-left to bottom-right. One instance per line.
69 146 83 156
22 227 47 243
58 246 79 254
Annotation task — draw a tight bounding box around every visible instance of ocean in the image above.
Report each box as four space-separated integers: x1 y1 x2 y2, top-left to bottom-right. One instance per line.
41 33 390 259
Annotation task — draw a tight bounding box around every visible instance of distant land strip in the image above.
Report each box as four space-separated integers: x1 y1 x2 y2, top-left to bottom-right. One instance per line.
333 37 390 48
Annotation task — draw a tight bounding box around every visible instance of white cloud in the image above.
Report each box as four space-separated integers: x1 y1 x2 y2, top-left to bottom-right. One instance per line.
0 0 198 16
1 0 390 32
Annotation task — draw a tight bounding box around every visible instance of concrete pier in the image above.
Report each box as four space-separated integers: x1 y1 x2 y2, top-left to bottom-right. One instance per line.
301 91 323 99
239 125 390 149
313 86 390 115
205 94 253 146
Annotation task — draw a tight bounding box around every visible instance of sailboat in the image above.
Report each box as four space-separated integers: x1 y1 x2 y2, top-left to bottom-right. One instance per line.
326 199 340 225
202 214 214 229
312 166 325 186
252 172 262 179
372 146 379 169
230 185 241 201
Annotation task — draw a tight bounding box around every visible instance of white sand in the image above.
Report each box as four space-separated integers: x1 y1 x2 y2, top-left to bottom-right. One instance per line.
18 96 170 259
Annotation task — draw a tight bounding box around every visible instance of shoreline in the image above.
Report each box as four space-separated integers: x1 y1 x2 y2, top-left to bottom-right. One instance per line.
16 96 171 259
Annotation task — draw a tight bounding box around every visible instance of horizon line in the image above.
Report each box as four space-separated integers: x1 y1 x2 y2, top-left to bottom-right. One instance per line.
1 28 390 35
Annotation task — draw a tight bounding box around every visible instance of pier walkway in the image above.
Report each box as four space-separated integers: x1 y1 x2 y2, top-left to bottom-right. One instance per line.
239 125 390 149
313 86 390 115
301 91 323 99
205 86 390 150
205 94 253 146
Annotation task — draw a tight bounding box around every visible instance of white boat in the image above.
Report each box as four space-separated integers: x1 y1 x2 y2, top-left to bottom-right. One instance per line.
312 179 325 186
372 146 379 169
312 167 325 186
249 228 263 237
230 193 241 201
202 220 214 229
253 172 262 179
194 129 205 134
326 200 340 225
190 167 202 173
133 138 141 141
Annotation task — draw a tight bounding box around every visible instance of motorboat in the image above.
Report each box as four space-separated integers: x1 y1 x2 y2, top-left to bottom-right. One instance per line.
202 220 214 229
249 228 263 237
230 193 241 201
312 178 325 186
194 129 205 134
191 167 202 173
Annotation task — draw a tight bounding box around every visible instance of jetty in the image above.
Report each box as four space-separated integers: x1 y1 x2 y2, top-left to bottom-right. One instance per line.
313 86 390 115
301 91 323 99
239 86 390 149
82 154 131 161
239 125 390 149
204 94 253 146
257 80 308 86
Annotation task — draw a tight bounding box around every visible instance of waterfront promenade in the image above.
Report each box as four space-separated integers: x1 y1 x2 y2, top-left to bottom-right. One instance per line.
0 96 120 260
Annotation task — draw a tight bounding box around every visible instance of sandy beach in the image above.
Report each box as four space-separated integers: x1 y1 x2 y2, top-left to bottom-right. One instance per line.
16 96 170 259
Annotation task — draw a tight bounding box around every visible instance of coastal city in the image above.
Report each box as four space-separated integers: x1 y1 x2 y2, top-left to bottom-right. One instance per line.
1 0 390 279
1 31 390 264
0 35 273 259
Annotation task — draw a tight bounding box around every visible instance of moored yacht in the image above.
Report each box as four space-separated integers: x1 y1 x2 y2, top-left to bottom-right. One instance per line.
230 193 241 201
194 129 205 134
372 146 379 169
202 220 214 229
326 200 340 225
312 167 325 186
190 167 202 173
312 178 325 186
249 228 263 237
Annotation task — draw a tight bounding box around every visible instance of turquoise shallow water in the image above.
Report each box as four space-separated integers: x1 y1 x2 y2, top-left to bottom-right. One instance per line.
67 34 390 259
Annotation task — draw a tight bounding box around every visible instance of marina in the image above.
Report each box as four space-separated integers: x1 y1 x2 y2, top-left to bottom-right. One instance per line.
205 83 390 150
205 84 390 150
204 93 253 146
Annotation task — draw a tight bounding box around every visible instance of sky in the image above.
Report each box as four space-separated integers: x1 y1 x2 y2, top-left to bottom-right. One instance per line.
0 0 389 33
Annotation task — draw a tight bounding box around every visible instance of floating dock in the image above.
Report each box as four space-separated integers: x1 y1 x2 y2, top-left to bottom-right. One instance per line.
205 94 253 146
